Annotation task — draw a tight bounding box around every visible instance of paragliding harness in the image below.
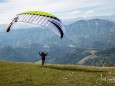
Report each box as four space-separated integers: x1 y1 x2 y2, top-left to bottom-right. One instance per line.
39 52 47 65
6 16 18 32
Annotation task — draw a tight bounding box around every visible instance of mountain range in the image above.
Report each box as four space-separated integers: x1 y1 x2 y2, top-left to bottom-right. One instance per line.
0 18 115 66
62 15 115 25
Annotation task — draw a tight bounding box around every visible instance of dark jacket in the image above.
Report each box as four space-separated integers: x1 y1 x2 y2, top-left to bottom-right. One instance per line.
39 52 47 58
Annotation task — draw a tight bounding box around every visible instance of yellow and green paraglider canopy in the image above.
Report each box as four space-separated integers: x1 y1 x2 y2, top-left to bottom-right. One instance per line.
7 10 65 38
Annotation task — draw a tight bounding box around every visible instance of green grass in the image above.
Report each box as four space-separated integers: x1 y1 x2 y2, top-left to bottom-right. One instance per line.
0 61 115 86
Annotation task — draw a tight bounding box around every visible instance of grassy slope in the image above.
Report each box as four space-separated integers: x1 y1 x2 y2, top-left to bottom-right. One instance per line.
0 61 115 86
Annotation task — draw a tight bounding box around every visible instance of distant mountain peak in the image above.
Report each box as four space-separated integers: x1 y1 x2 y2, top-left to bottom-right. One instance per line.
68 18 114 27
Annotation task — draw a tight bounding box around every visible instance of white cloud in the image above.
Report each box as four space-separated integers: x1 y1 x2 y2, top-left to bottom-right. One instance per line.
70 11 81 15
85 10 95 14
0 0 115 24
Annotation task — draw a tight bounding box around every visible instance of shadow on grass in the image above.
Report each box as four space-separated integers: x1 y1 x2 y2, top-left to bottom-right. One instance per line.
41 65 106 73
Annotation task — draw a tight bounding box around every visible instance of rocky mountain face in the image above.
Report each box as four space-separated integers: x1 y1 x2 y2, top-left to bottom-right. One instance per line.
0 19 115 66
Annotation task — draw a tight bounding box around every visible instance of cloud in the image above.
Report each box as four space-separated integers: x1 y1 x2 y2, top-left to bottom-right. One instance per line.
0 0 115 24
85 10 95 14
63 10 95 19
70 11 81 15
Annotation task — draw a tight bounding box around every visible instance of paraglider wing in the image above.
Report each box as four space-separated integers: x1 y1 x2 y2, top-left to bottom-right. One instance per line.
48 20 63 38
6 16 18 32
6 11 65 38
6 22 13 32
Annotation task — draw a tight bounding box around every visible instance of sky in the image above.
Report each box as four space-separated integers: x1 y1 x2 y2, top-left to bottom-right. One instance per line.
0 0 115 24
